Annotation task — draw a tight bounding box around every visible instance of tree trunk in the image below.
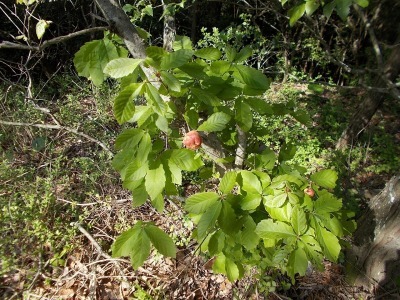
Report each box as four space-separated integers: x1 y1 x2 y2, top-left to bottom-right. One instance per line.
162 1 176 52
346 175 400 297
336 43 400 150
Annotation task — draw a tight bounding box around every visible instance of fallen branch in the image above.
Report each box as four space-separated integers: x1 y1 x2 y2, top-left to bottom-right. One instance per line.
0 119 113 156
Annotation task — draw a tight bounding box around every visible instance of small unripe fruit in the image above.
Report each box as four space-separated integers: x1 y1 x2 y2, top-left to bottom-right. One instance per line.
304 187 315 197
183 130 202 150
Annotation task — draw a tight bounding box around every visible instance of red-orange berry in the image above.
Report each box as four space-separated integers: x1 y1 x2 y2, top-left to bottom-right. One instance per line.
183 130 202 150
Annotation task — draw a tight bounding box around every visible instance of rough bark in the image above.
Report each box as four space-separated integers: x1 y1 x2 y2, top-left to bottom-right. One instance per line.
346 175 400 296
94 0 147 59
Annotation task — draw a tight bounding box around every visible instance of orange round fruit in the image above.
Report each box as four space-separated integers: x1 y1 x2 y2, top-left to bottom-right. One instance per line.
304 187 315 197
183 130 202 150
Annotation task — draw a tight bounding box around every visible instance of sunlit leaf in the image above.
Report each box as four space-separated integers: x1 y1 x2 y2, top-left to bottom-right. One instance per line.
145 162 166 200
310 169 338 189
288 3 306 26
255 219 296 239
197 201 222 240
194 48 222 60
197 112 231 132
185 192 219 214
144 224 177 258
104 58 143 78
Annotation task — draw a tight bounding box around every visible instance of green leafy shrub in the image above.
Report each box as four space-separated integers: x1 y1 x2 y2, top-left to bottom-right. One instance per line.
74 34 353 282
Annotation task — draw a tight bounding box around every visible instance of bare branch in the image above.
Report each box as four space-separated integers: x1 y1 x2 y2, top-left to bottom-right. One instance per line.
94 0 146 59
0 27 108 51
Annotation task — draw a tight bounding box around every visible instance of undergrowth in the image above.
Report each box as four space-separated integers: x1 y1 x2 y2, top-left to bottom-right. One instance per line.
0 75 398 299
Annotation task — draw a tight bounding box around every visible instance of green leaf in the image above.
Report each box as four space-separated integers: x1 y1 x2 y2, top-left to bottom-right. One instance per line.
145 163 166 200
131 183 148 207
146 46 167 61
287 247 308 278
194 48 222 60
179 62 207 80
143 5 153 16
234 46 253 63
235 99 253 132
234 65 270 90
161 49 194 70
210 61 231 75
124 159 148 181
74 39 120 86
136 132 152 162
191 88 221 106
185 192 220 214
144 224 177 258
155 115 169 133
267 193 287 208
197 201 222 240
336 0 352 21
104 58 143 78
254 171 272 190
219 171 237 194
291 205 307 235
170 149 204 171
291 109 312 127
173 35 193 51
241 193 262 210
115 129 143 150
225 258 240 281
167 161 182 185
184 109 199 129
288 192 300 205
278 143 297 162
354 0 369 7
314 193 342 213
131 105 153 127
305 0 320 16
240 217 260 250
114 83 144 124
213 253 227 274
218 202 237 235
315 225 341 261
152 193 165 212
323 1 336 20
226 46 237 62
197 112 231 132
145 83 166 115
271 174 304 188
310 169 338 189
240 171 262 194
160 71 181 92
246 98 274 115
255 219 296 239
209 230 225 255
266 203 293 223
111 222 151 269
288 3 306 26
299 236 324 270
36 19 52 39
327 216 344 237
